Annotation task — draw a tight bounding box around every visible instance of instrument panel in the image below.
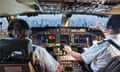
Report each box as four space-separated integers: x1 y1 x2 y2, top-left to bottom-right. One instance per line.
31 27 104 72
32 27 104 48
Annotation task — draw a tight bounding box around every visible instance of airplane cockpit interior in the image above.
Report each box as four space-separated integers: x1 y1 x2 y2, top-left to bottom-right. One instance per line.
0 0 120 72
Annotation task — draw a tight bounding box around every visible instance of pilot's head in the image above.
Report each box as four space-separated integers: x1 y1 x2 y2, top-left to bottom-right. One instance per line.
106 15 120 34
8 19 30 39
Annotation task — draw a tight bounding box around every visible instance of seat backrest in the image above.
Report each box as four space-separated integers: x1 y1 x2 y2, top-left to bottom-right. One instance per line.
0 39 36 72
0 39 32 60
102 56 120 72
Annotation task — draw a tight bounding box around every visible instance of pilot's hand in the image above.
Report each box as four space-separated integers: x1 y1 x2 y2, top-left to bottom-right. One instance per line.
56 65 63 72
63 45 72 55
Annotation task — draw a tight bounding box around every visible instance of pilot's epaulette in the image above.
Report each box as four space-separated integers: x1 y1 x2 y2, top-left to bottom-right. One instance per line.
97 40 106 45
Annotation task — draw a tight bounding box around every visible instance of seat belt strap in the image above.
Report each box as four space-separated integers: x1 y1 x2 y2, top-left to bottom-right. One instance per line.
107 40 120 51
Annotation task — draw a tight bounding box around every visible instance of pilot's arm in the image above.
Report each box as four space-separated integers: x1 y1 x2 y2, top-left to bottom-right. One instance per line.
63 42 108 64
33 45 62 72
63 45 83 61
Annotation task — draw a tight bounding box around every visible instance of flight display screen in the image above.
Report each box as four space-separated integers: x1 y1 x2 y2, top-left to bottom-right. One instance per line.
74 34 93 45
74 34 82 43
85 35 93 46
60 35 69 44
38 34 46 42
47 34 56 43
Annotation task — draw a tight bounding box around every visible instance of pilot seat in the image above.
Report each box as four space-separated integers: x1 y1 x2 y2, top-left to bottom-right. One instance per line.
0 39 36 72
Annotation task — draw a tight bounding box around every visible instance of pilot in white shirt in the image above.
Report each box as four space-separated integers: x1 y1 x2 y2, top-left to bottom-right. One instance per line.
63 15 120 72
82 34 120 72
108 34 120 57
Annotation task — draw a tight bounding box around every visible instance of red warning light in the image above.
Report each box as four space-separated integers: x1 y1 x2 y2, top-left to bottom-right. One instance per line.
48 35 55 40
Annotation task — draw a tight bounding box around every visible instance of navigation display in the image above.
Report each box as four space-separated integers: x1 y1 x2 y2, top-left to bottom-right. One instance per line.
74 34 82 43
60 35 69 44
74 34 91 43
85 35 93 46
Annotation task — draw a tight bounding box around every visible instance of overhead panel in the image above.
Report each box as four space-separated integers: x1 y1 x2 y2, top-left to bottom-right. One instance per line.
9 0 120 14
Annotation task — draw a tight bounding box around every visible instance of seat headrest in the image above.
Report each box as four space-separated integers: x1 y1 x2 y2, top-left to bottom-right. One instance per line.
0 39 32 60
